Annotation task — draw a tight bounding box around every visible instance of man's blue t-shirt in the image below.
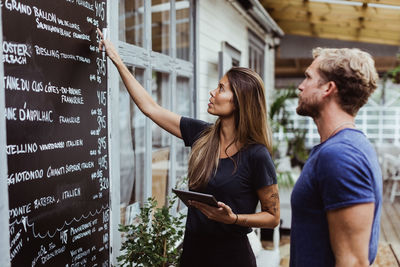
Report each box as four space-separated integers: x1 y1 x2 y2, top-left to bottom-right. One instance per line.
290 129 382 267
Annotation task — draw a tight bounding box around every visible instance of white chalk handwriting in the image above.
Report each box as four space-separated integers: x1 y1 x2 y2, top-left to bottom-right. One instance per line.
94 1 105 21
8 169 43 186
3 0 32 16
34 196 56 210
59 116 80 124
61 95 84 105
9 203 32 219
3 41 31 65
76 0 94 11
62 187 81 200
6 102 53 122
7 143 38 155
34 45 60 59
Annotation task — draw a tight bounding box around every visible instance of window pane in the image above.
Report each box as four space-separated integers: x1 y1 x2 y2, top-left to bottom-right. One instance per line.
175 77 191 210
152 72 171 208
176 0 191 61
249 47 254 70
176 76 191 186
119 68 145 225
248 31 265 79
119 0 144 46
152 0 170 55
254 50 259 73
131 69 146 204
176 77 191 117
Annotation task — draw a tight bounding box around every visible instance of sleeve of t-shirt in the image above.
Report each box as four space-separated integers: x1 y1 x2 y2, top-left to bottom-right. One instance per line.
316 144 376 211
179 117 211 147
249 145 277 190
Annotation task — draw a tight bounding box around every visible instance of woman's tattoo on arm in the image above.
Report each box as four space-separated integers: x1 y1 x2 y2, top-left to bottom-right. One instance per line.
261 188 279 216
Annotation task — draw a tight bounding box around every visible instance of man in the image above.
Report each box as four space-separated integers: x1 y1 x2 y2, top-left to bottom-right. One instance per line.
290 48 382 267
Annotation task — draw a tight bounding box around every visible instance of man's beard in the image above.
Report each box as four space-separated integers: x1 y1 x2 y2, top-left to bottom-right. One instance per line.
296 95 321 118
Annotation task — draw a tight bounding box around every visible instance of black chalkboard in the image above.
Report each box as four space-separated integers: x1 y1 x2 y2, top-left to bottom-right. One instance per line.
2 0 110 266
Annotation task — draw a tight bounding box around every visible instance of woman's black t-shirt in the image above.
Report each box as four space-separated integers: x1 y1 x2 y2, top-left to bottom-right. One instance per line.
180 117 276 237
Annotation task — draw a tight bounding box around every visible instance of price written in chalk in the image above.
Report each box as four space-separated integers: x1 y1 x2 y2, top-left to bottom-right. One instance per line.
96 56 106 76
94 1 105 21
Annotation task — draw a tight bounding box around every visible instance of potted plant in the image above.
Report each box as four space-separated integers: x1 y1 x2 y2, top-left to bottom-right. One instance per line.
118 197 186 267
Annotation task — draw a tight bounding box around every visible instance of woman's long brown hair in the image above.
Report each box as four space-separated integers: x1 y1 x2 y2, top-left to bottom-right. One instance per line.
188 67 272 190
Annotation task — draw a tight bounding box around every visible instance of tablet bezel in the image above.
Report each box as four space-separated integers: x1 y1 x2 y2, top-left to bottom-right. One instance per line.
172 188 219 208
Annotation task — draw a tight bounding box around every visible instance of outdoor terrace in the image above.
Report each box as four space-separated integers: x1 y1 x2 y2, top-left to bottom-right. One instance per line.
375 197 400 266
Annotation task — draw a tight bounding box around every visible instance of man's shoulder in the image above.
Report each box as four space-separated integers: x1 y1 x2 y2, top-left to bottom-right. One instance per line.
314 132 380 183
315 140 370 175
319 131 370 159
318 141 355 159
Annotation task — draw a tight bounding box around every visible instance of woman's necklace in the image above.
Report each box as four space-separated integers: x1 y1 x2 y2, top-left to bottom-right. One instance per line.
326 122 356 140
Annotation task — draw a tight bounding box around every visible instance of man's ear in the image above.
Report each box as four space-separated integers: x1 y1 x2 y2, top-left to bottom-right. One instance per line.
324 81 337 97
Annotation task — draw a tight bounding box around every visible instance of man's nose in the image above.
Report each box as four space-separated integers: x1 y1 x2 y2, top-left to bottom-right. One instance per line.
298 80 305 92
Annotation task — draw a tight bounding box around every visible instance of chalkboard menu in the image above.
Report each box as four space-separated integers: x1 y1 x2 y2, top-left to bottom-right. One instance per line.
2 0 110 266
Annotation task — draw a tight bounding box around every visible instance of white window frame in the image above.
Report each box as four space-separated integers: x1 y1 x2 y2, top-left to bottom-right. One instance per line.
117 0 195 203
109 0 196 263
218 41 242 79
248 30 265 79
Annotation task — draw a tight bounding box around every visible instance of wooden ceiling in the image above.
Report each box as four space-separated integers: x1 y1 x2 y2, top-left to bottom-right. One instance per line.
275 57 400 77
261 0 400 46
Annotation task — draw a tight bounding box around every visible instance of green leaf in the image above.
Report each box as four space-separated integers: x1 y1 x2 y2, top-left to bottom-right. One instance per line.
118 197 186 267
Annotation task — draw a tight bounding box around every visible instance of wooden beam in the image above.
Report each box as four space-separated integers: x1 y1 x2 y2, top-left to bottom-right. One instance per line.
275 17 400 45
275 57 400 77
263 0 400 6
348 0 400 6
265 1 400 18
270 12 400 32
282 30 400 46
303 1 318 36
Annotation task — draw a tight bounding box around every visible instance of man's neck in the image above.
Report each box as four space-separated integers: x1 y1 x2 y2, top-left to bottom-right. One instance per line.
314 107 356 143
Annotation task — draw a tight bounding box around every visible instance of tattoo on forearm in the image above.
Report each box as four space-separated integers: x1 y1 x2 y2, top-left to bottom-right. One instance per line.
261 190 279 216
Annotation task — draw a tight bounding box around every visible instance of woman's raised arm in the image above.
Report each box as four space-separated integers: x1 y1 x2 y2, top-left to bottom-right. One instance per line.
97 28 182 138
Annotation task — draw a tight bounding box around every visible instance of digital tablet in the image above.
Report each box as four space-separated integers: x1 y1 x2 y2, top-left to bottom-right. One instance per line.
172 188 219 208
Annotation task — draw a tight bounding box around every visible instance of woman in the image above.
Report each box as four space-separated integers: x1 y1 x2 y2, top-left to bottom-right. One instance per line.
98 29 279 267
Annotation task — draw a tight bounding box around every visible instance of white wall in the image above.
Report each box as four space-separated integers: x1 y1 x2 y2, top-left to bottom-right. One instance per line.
197 0 275 121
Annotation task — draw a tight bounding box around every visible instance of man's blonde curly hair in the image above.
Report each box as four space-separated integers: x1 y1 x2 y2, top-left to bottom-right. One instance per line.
313 47 378 116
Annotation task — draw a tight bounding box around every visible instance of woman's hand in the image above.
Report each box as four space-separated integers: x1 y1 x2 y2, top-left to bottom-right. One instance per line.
190 200 237 224
97 28 123 66
189 184 280 228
